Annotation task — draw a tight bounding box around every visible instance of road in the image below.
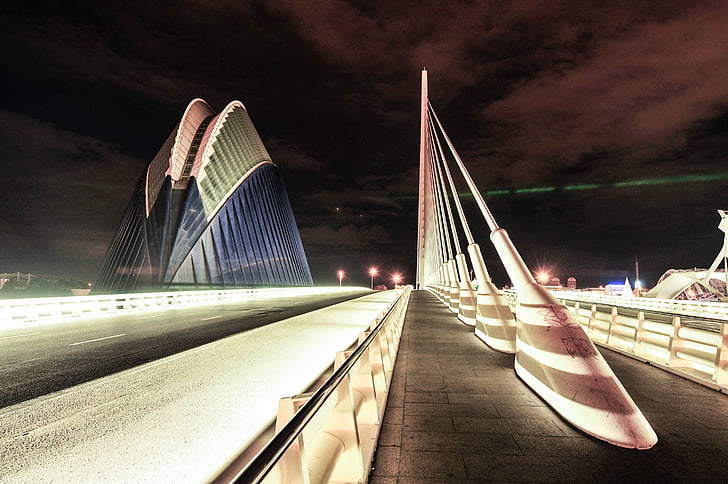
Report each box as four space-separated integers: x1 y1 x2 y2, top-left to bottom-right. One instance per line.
0 289 369 409
0 290 397 483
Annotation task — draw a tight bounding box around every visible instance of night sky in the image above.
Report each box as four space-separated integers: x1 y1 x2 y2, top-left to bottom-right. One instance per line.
2 1 727 289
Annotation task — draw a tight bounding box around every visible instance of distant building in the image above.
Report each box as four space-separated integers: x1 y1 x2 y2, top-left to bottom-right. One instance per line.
567 277 576 289
645 269 727 302
0 272 89 298
94 99 313 293
0 272 35 291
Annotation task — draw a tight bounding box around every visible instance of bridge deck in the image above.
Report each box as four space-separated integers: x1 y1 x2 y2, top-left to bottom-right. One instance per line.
369 290 728 482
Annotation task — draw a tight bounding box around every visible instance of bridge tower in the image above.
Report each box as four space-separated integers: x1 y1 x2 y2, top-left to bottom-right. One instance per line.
416 69 429 290
417 70 657 449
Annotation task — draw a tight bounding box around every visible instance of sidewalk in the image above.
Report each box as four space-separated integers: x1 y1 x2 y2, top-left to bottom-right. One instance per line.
369 290 728 483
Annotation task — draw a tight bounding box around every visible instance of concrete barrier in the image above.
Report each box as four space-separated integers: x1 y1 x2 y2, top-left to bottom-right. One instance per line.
0 287 367 326
216 287 411 484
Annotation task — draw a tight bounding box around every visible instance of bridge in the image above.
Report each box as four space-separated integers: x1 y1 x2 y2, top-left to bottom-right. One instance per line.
1 71 728 483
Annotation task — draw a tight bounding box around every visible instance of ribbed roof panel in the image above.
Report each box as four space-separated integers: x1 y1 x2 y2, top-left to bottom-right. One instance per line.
169 98 215 181
194 101 271 216
144 126 178 216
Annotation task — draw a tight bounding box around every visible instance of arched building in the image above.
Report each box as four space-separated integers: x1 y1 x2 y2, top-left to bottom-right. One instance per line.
94 99 312 293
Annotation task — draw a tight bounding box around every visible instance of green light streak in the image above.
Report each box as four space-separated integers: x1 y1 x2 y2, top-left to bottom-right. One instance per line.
481 172 728 197
564 184 600 191
514 186 556 194
392 172 728 201
612 173 728 187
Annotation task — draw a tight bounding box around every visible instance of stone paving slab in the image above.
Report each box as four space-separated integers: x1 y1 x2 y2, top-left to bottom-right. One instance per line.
369 290 728 483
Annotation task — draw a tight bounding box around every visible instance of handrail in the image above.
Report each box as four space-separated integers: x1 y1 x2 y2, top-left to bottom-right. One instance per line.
214 286 411 484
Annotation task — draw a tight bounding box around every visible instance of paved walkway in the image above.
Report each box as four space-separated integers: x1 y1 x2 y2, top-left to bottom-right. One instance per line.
369 290 728 483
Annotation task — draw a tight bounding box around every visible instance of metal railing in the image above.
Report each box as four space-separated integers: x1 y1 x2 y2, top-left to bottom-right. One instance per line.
0 286 366 325
211 286 412 484
502 289 728 391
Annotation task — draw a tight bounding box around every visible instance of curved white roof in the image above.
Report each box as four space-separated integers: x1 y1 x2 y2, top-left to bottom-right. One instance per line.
193 100 272 216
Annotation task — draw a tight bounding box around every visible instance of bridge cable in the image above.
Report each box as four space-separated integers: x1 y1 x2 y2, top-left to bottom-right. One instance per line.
428 102 500 232
429 127 461 256
428 134 455 284
427 112 475 245
430 139 452 263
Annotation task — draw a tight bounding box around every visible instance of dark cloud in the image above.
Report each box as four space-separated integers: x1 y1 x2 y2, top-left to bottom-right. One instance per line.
480 2 728 187
266 138 327 173
0 110 145 277
1 1 726 287
300 224 391 250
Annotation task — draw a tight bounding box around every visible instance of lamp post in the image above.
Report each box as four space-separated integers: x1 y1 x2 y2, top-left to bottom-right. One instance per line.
337 269 344 287
369 266 378 290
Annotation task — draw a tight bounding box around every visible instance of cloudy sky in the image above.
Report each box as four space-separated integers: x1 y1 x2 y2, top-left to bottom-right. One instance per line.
1 0 727 288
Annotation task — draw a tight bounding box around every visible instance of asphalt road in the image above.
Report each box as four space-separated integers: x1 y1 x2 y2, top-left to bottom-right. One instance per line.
0 289 369 409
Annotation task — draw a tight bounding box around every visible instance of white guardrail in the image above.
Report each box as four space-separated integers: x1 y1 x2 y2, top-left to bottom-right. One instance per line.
0 287 367 325
502 289 728 391
212 286 412 484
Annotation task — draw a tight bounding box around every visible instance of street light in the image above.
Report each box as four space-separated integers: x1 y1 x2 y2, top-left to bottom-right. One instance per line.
536 271 550 285
337 269 345 286
392 272 402 287
368 266 378 290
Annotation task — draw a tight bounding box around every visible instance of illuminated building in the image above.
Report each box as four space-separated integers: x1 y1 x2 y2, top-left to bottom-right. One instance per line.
94 99 312 293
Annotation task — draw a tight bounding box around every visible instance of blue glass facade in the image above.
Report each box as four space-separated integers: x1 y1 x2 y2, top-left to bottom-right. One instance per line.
166 164 311 287
94 99 313 293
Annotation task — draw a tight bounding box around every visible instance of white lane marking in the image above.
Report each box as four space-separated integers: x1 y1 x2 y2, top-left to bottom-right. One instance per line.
0 337 228 419
69 334 126 346
201 316 222 321
0 332 40 341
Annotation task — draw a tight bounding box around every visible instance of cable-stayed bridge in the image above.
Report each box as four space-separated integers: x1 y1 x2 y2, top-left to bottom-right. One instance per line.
2 73 728 483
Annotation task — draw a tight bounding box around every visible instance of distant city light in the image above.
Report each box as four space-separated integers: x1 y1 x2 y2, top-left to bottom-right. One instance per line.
537 272 550 285
337 269 345 286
